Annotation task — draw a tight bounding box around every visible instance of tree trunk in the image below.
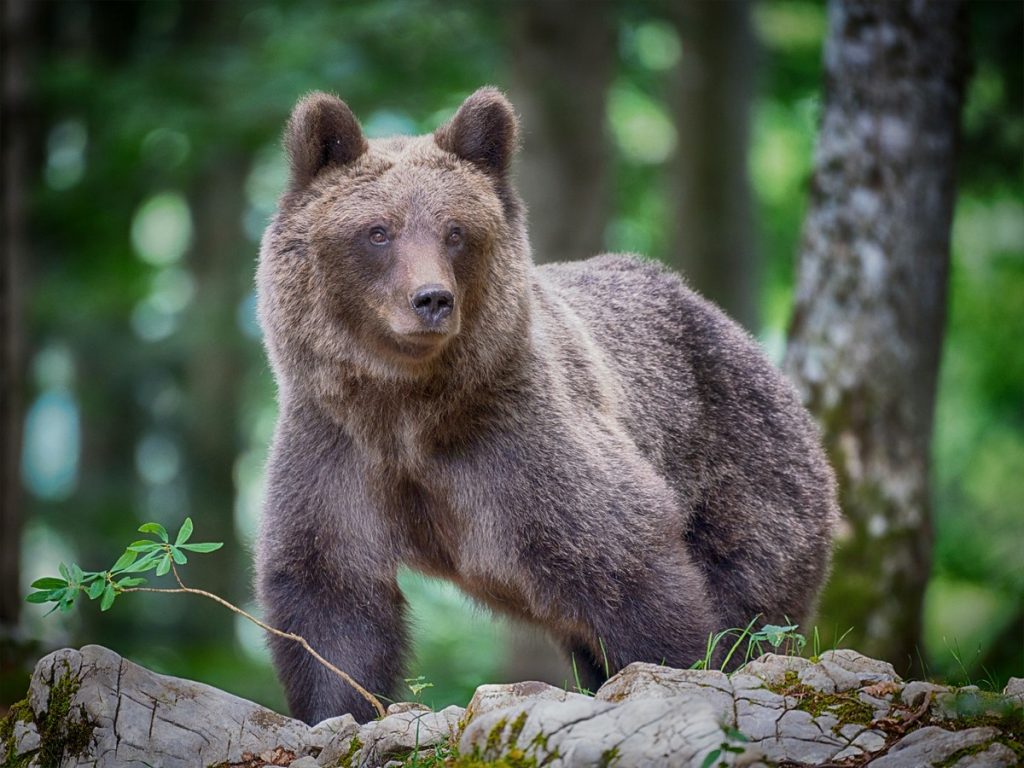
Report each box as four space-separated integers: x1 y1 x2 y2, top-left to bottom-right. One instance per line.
784 0 969 673
1 0 33 639
506 0 615 265
501 0 615 684
665 0 758 331
180 155 251 635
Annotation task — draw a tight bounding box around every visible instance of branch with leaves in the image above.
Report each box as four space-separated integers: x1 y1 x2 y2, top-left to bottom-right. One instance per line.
26 518 386 718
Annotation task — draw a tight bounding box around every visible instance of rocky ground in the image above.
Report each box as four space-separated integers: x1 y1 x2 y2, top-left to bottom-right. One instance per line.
2 645 1021 767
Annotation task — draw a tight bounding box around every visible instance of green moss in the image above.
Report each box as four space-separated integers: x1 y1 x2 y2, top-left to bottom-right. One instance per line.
2 663 97 768
506 711 528 747
940 707 1024 764
485 716 508 754
36 662 96 768
2 698 36 768
934 741 997 768
335 735 363 768
448 746 543 768
598 745 620 766
769 670 875 727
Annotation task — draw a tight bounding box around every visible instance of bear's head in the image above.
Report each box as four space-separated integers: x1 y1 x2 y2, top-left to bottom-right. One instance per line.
258 88 531 404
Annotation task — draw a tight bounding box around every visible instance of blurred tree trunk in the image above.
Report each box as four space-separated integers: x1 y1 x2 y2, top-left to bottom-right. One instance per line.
180 156 250 636
507 0 615 264
501 0 615 684
1 0 32 640
665 0 759 331
784 0 969 673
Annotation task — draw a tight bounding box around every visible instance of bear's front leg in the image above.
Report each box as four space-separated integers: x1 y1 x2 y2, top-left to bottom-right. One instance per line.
256 406 407 724
258 558 406 724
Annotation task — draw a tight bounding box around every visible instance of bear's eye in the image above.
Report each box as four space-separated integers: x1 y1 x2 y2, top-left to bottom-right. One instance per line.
368 227 389 246
446 227 463 247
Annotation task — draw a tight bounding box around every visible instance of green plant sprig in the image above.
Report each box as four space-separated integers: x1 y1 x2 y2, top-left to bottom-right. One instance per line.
26 518 222 615
26 518 386 718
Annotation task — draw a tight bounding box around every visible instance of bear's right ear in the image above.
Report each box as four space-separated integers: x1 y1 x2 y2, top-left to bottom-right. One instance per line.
285 92 367 189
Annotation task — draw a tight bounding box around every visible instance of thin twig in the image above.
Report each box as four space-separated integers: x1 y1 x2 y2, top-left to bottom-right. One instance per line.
121 563 385 718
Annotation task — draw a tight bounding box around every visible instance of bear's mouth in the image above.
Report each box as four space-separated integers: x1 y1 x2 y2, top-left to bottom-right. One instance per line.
388 330 450 361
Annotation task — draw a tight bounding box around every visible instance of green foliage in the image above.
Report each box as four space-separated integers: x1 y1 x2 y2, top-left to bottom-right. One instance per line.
25 518 222 615
405 676 435 700
691 619 807 671
699 726 749 768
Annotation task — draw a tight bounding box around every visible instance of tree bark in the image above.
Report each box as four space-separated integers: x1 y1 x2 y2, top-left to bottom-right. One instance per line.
784 0 969 673
665 0 759 331
506 0 615 265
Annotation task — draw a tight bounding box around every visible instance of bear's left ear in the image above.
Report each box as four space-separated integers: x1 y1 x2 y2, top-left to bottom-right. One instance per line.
434 87 519 175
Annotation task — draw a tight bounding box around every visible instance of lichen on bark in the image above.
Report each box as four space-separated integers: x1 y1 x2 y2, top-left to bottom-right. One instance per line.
784 0 970 671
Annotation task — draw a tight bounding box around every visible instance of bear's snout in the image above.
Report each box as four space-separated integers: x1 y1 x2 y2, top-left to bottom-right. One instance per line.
410 284 455 326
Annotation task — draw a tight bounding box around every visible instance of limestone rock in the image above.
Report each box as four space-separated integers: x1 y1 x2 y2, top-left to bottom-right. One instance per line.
351 705 463 767
901 680 951 708
950 742 1020 767
12 719 40 756
5 645 1023 768
596 662 736 724
16 645 315 768
465 680 589 721
816 648 900 685
460 694 758 767
310 714 359 766
798 658 863 693
736 653 811 687
870 726 1010 768
1002 677 1024 711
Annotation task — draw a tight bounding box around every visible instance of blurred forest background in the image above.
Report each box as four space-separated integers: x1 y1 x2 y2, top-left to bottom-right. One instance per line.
2 0 1022 714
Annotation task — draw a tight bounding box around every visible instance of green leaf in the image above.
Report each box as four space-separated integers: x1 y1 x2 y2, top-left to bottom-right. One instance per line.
155 553 171 577
405 676 434 697
116 577 146 588
723 726 749 743
111 549 139 571
58 563 70 581
127 540 160 552
138 522 168 542
700 748 722 768
58 591 77 612
81 571 103 583
27 591 56 604
761 624 800 648
100 584 116 611
30 577 66 590
70 563 85 584
122 552 162 573
169 547 187 565
179 542 223 553
86 580 106 600
175 517 193 545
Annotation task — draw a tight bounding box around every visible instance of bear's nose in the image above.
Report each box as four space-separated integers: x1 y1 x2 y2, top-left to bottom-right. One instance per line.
410 285 454 325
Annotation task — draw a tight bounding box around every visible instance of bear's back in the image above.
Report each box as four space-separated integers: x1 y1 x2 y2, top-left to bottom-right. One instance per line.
535 254 838 627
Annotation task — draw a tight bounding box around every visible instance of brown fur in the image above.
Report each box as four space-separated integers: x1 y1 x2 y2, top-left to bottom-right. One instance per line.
255 87 839 724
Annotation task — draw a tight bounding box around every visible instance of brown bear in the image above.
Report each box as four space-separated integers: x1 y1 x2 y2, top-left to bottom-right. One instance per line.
255 87 839 725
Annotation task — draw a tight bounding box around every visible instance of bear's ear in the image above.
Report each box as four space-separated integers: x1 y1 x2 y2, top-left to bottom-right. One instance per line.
434 87 519 175
285 92 367 189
